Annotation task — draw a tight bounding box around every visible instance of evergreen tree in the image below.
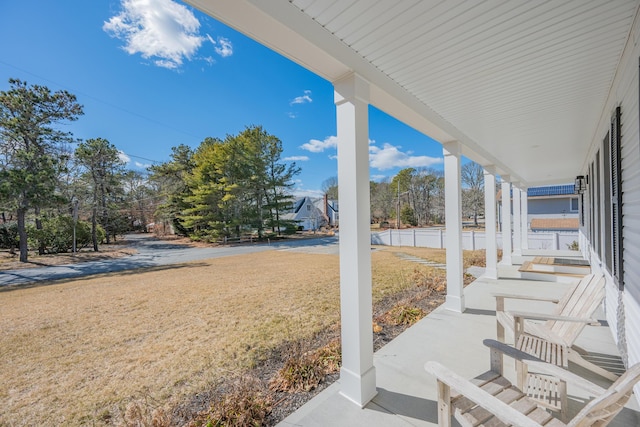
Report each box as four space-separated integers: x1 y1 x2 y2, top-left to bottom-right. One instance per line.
148 144 195 235
0 78 83 262
75 138 125 250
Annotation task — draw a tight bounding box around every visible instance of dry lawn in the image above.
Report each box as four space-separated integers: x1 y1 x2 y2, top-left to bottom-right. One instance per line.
0 247 443 426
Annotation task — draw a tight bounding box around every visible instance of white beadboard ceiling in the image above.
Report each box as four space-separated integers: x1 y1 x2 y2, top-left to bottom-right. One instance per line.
186 0 639 186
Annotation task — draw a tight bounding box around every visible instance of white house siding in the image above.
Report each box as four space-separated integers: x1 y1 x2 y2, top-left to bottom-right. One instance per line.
581 4 640 372
620 14 640 369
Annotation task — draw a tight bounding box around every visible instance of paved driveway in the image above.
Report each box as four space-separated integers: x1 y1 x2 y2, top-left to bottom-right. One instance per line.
0 233 339 287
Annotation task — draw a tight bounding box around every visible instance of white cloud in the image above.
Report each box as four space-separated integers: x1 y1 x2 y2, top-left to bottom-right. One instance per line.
104 0 204 69
292 187 325 198
287 112 297 119
284 156 309 161
369 142 443 171
371 174 388 181
290 90 312 105
300 135 338 153
213 37 233 57
135 161 151 168
118 151 131 164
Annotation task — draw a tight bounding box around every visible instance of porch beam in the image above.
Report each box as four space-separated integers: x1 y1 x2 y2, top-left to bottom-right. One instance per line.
483 166 498 279
500 177 512 265
333 72 377 407
512 183 522 257
443 141 464 312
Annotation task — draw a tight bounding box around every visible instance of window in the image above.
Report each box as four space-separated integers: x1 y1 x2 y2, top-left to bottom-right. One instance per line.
589 161 595 243
595 151 601 257
603 132 612 273
611 106 623 289
580 192 585 226
307 204 311 211
570 198 579 212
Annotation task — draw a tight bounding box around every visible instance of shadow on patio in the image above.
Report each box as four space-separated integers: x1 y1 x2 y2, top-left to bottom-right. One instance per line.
278 263 640 426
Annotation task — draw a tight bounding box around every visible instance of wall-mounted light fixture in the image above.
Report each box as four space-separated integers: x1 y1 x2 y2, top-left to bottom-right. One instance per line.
574 175 587 194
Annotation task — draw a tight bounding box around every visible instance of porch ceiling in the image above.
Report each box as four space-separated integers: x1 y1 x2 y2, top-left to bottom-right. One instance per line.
186 0 639 186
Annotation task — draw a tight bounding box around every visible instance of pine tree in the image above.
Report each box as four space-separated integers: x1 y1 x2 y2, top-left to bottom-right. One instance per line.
0 78 83 262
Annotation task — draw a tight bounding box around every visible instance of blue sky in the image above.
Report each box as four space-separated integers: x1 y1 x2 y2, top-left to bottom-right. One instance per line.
0 0 445 197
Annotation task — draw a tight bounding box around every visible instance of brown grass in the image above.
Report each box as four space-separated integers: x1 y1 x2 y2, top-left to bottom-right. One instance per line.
0 246 452 426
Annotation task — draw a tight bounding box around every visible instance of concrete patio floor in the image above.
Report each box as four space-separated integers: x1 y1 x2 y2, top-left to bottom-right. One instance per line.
278 262 640 426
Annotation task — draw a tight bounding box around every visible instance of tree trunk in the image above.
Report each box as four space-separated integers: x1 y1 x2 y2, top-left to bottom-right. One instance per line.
35 206 45 255
17 207 28 262
91 208 99 252
100 180 110 244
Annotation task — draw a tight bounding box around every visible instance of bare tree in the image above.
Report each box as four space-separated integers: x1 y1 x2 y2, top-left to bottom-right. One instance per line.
461 161 484 226
322 176 339 200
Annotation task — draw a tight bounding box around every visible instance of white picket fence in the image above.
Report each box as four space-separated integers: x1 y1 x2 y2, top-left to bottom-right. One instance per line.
371 228 578 251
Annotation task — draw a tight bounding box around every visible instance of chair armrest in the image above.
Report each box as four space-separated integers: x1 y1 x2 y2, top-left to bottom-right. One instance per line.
493 292 560 304
509 311 600 325
425 361 543 427
483 339 606 396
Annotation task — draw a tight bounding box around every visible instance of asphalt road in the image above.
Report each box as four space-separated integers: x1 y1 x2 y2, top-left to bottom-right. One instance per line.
0 233 339 287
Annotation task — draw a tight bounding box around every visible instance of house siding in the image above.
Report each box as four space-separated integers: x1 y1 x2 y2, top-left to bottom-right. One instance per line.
528 198 578 216
581 3 640 371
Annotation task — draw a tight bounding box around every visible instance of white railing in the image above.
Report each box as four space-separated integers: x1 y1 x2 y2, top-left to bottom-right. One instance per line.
371 228 579 251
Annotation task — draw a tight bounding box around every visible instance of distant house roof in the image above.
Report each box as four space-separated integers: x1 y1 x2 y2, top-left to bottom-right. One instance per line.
528 184 575 197
530 218 579 231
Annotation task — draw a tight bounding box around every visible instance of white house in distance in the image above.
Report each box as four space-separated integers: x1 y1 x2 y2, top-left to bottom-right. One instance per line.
187 0 640 411
315 194 339 228
282 195 339 231
281 196 324 231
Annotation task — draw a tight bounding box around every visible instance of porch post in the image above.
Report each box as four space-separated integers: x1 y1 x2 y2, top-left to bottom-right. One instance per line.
500 176 512 265
443 141 464 312
512 183 522 257
483 167 498 279
333 73 376 407
520 187 528 250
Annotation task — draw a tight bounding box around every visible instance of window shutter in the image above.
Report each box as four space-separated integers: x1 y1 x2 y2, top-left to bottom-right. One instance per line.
611 106 623 289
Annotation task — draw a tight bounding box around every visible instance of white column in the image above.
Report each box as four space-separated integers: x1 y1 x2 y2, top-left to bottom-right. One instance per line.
483 167 498 279
520 187 529 250
334 73 376 407
501 177 512 265
512 183 522 257
443 141 464 313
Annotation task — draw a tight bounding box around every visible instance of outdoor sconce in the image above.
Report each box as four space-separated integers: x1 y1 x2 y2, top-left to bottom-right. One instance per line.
574 175 587 194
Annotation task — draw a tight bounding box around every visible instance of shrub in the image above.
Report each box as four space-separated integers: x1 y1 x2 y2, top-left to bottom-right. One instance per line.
26 215 100 253
400 205 417 226
411 268 446 293
567 240 579 251
464 250 486 268
269 350 324 393
199 376 272 427
315 339 341 374
384 305 426 326
0 222 18 250
122 398 172 427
